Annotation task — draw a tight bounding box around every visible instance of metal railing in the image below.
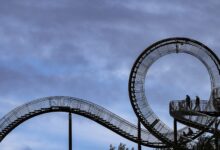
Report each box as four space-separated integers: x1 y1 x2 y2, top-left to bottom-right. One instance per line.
170 100 208 113
0 96 166 148
169 99 218 133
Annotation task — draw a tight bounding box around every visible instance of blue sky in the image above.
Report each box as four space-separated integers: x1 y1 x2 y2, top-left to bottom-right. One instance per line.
0 0 220 150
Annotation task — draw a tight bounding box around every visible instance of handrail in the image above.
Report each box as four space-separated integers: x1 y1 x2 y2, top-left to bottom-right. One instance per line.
169 99 218 134
0 96 166 148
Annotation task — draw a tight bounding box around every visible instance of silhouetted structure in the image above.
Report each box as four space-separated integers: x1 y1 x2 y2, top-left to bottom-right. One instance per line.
1 37 220 149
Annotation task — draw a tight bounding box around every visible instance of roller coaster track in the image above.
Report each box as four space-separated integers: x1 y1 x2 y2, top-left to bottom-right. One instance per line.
128 37 220 145
1 37 220 148
0 96 166 148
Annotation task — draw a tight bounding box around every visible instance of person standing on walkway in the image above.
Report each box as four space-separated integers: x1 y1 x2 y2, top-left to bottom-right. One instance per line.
185 95 191 110
194 96 200 111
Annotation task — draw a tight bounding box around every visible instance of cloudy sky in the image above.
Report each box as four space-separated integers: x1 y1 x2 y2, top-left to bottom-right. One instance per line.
0 0 220 150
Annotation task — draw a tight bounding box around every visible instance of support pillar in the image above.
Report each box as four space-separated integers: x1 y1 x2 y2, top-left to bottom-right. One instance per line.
138 118 142 150
69 112 72 150
173 119 177 149
215 119 219 150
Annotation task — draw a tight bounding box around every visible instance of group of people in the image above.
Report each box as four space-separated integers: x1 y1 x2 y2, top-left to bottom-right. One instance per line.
184 95 201 111
182 127 194 137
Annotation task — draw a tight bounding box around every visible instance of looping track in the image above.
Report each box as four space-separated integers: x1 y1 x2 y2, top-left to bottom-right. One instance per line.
1 37 220 148
128 37 220 145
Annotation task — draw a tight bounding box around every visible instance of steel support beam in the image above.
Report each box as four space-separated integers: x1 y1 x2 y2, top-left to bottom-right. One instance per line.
138 118 142 150
173 119 177 149
215 119 219 150
69 112 72 150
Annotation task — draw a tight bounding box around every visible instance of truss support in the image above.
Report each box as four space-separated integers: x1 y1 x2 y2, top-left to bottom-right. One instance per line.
138 118 142 150
69 112 72 150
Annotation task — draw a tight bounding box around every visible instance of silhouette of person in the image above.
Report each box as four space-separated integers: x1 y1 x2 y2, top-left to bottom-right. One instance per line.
185 95 191 110
194 96 200 111
183 131 187 136
188 128 193 135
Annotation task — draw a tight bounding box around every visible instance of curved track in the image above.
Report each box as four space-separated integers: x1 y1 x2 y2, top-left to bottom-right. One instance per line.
1 37 220 148
129 37 220 145
0 96 166 148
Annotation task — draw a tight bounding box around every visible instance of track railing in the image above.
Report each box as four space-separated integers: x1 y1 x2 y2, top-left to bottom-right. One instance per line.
170 100 218 134
0 96 167 148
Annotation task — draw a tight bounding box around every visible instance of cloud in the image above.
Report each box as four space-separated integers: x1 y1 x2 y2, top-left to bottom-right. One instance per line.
0 0 220 149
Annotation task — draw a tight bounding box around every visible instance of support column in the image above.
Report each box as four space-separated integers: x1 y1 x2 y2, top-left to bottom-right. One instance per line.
69 112 72 150
138 118 142 150
215 119 219 150
173 119 177 149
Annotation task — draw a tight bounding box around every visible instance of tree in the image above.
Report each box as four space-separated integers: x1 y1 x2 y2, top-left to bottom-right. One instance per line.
109 143 134 150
